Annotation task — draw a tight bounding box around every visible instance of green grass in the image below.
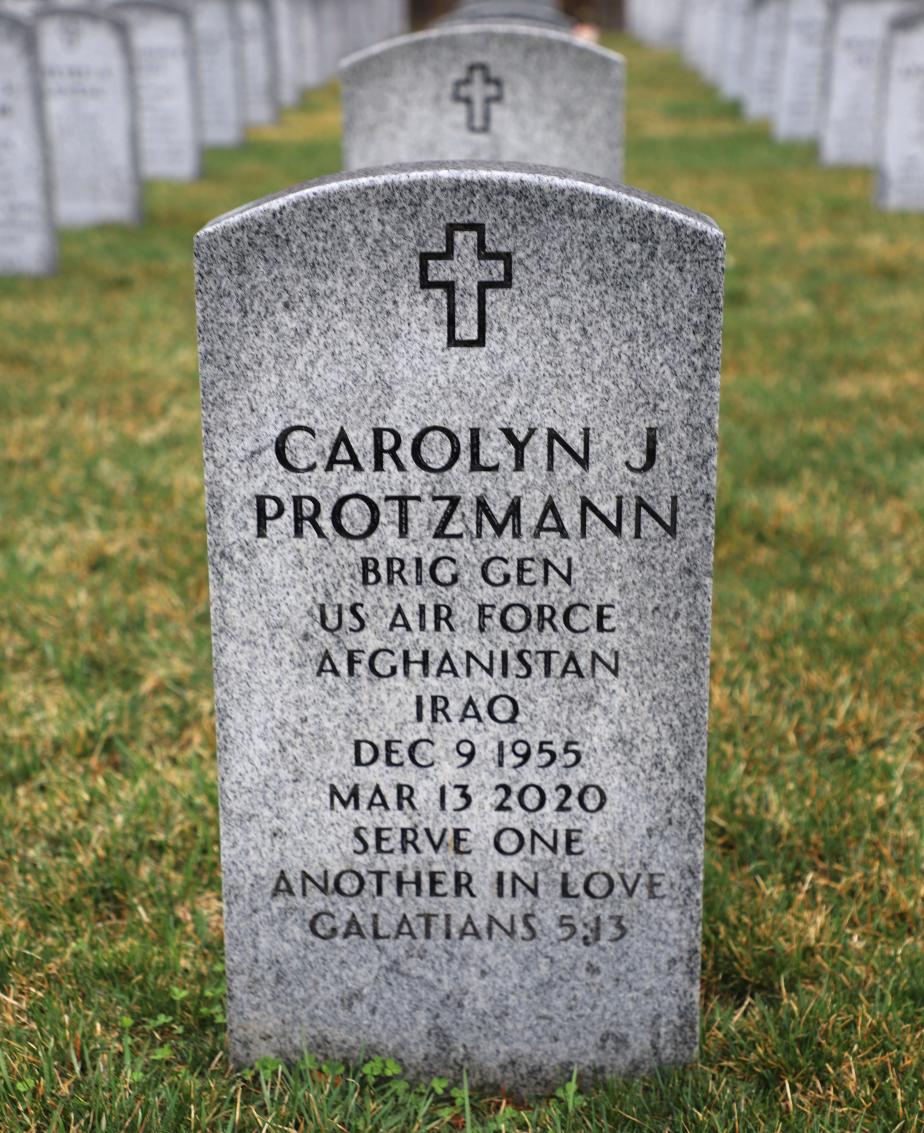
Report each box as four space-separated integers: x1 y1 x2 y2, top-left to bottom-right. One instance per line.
1 35 922 1132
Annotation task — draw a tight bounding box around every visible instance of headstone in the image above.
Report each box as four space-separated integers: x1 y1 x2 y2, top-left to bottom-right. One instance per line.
111 1 200 181
194 161 725 1093
819 0 922 166
718 0 754 99
0 13 57 274
295 0 320 91
773 0 832 140
743 0 787 119
187 0 245 147
440 1 574 30
341 26 625 182
312 0 338 81
641 0 687 48
876 11 924 208
237 0 277 125
268 0 299 105
36 8 142 227
682 0 724 78
0 0 46 16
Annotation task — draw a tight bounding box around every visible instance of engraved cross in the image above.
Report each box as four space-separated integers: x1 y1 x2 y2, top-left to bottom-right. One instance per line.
452 63 503 133
419 223 513 348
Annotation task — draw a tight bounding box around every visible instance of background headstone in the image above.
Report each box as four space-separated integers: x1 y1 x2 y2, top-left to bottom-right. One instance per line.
237 0 278 125
36 8 142 227
0 13 57 274
0 0 47 15
743 0 787 119
341 26 625 181
439 1 574 29
111 1 201 181
187 0 245 147
773 0 832 141
717 0 754 100
819 0 923 166
295 0 320 91
268 0 300 105
194 162 724 1095
876 11 924 208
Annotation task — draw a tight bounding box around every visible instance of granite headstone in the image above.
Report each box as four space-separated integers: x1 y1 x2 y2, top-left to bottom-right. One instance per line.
773 0 832 140
36 7 142 227
111 1 200 181
0 13 57 274
819 0 923 166
194 162 725 1092
876 11 924 208
341 27 625 182
238 0 277 125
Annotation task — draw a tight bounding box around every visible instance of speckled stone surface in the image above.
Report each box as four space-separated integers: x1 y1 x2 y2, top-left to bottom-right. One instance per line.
820 0 923 166
238 0 278 126
439 1 573 29
773 0 832 142
341 27 624 181
876 12 924 209
110 2 201 182
36 8 142 228
195 163 725 1095
0 14 57 275
184 0 245 147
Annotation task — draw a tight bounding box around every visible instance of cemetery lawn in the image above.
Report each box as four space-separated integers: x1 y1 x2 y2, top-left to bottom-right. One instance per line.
1 35 922 1133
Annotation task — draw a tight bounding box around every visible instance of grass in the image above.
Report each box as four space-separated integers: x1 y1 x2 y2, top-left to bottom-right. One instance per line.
1 33 922 1133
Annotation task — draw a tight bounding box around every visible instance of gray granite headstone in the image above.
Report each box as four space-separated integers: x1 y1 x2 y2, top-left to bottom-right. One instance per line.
36 7 142 227
194 162 725 1093
238 0 278 125
819 0 923 166
187 0 245 147
773 0 832 140
341 27 625 182
111 1 201 181
0 13 57 274
743 0 787 119
876 11 924 208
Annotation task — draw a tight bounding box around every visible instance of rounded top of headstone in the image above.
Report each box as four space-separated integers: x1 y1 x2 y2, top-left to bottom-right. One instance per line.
196 162 723 245
340 21 623 75
437 0 573 28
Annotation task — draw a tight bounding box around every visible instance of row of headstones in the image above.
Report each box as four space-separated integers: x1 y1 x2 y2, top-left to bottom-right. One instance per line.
193 0 726 1097
0 0 410 275
626 0 924 212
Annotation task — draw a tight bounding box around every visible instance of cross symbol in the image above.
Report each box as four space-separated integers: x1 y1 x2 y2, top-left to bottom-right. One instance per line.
419 224 513 349
451 63 504 134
